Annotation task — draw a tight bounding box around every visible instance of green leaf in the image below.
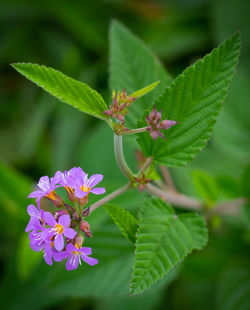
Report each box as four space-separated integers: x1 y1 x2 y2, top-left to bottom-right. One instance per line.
129 81 160 99
104 204 137 243
130 197 208 295
109 20 172 127
137 32 241 167
12 62 108 121
192 170 219 206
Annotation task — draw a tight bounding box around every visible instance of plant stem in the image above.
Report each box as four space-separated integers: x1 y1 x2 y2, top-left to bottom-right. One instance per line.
145 183 247 215
89 183 131 214
120 127 148 135
114 134 134 180
160 165 176 191
146 183 202 210
138 156 153 176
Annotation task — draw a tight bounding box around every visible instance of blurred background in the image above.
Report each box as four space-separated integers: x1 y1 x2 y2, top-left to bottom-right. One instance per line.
0 0 250 309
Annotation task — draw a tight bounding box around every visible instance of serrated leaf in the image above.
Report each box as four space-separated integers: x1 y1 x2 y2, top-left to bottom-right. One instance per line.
130 197 208 295
192 170 219 206
104 204 137 243
137 32 241 167
12 63 109 121
129 81 160 99
109 20 172 127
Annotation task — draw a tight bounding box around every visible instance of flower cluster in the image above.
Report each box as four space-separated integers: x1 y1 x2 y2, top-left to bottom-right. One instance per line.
25 167 105 270
103 89 136 122
146 105 177 140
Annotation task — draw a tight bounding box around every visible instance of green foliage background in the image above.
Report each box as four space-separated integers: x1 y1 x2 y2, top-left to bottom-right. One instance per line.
0 0 249 309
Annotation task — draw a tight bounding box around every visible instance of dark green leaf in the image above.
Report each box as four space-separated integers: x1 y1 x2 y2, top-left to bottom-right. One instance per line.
137 32 241 167
130 197 208 295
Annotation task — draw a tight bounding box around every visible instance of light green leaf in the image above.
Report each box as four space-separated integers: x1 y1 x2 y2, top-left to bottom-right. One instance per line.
129 81 160 99
130 197 208 295
192 170 219 206
137 32 241 167
12 62 108 121
104 204 137 243
109 20 172 127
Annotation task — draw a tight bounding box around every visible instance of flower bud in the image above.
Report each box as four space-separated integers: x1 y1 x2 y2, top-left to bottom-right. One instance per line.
73 212 80 220
54 209 68 221
80 221 93 237
78 196 88 206
47 191 64 207
82 207 90 217
75 234 84 248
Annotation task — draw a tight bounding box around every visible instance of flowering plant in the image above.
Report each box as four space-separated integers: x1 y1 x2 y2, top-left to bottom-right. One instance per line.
12 21 247 296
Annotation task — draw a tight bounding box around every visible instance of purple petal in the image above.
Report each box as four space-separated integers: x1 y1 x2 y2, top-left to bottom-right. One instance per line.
63 228 77 239
90 187 106 195
37 176 51 192
44 212 57 227
28 190 45 199
58 214 70 228
51 170 62 187
27 204 40 217
25 217 41 232
79 247 92 255
54 233 64 251
74 188 89 198
81 254 98 266
88 174 103 188
66 243 77 253
53 249 69 262
65 254 79 271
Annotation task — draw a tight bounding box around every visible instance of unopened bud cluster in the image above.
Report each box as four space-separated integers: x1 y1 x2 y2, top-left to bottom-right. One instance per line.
103 89 136 122
26 167 105 270
146 106 177 140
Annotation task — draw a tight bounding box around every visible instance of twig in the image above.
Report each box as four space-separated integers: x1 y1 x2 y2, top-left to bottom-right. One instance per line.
138 156 153 176
145 183 247 216
160 165 176 190
146 183 202 210
120 127 148 135
89 183 131 214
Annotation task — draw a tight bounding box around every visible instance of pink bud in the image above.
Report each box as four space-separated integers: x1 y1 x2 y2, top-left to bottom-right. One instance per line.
161 120 177 129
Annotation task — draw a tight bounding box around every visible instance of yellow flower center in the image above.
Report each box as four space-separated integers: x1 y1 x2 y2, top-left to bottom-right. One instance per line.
65 186 74 194
80 185 90 192
72 243 80 255
46 190 57 200
55 224 64 234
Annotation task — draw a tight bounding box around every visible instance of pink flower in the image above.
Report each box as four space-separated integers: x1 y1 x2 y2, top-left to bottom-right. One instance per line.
44 213 76 251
